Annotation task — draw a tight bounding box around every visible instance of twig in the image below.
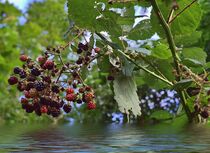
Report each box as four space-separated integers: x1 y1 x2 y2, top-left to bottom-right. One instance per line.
169 0 198 24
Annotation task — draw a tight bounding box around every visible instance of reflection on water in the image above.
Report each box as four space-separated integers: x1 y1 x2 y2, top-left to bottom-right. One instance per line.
0 123 210 153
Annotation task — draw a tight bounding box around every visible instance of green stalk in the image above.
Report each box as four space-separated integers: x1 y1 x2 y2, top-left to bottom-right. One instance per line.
150 0 193 122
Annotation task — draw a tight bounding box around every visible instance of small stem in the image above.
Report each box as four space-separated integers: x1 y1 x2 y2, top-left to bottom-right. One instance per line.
169 0 198 24
117 50 173 86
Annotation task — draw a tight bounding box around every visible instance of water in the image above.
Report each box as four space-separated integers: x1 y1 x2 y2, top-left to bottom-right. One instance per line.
0 122 210 153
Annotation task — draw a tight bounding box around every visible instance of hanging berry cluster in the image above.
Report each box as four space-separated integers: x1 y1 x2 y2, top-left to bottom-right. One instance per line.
8 39 100 117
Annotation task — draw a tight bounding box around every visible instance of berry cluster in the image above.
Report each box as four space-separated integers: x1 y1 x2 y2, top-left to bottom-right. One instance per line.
8 41 99 117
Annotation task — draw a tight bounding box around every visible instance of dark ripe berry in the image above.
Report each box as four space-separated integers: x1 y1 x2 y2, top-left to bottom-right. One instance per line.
72 72 78 78
66 93 76 101
79 87 85 93
76 57 83 65
52 85 60 93
42 76 51 83
194 104 201 112
87 101 96 110
72 83 77 88
85 86 92 91
50 101 60 109
27 75 36 82
86 51 91 56
31 68 41 76
25 82 34 91
40 105 48 113
53 68 59 74
63 104 72 113
29 88 37 98
200 110 209 119
19 54 28 62
19 70 27 78
107 75 115 81
34 81 45 91
33 102 40 110
77 99 83 104
207 90 210 96
13 67 21 74
35 108 42 116
66 88 74 94
78 43 89 51
44 60 54 70
25 104 34 113
77 48 83 54
186 87 200 97
50 107 61 117
8 76 18 85
20 98 28 104
27 62 34 69
94 47 100 53
37 56 46 64
59 100 65 108
85 56 90 62
40 97 50 105
84 93 94 102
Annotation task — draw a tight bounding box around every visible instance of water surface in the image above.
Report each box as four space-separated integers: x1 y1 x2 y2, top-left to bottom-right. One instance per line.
0 122 210 153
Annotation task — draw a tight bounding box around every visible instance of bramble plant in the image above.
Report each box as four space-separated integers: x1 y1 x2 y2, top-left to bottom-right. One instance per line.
8 0 210 123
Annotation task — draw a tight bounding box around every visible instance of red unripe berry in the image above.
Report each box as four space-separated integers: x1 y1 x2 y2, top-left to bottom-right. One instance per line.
44 60 54 70
37 56 46 64
19 54 28 62
87 101 96 110
8 76 18 85
94 47 101 53
66 93 76 101
24 90 31 99
40 105 48 113
20 98 28 104
66 88 74 94
79 87 85 93
84 92 94 102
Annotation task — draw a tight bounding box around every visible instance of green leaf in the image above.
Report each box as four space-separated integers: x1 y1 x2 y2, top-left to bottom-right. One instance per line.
182 58 203 67
181 47 207 65
173 79 193 90
151 43 172 59
113 75 141 116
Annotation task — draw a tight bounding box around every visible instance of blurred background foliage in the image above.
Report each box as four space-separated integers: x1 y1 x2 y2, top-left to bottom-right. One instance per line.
0 0 210 123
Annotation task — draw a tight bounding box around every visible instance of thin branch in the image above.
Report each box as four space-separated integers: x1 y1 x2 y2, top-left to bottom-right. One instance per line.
169 0 198 24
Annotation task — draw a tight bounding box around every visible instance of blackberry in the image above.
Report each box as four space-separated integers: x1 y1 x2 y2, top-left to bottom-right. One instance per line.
25 104 34 113
201 110 209 119
40 97 50 105
35 81 45 91
42 76 51 83
27 75 36 82
44 60 54 70
51 107 61 117
35 108 42 116
77 99 83 104
19 70 27 78
78 43 88 51
13 67 21 74
63 104 72 113
17 82 25 91
59 100 65 108
8 76 18 85
77 48 83 54
31 68 41 76
33 102 40 110
76 57 83 65
52 85 60 93
25 82 34 91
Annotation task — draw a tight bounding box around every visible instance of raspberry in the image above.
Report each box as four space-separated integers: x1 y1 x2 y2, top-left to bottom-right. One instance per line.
8 76 18 85
66 93 76 101
94 47 101 53
52 85 60 93
19 54 28 62
34 81 45 91
84 93 94 102
31 68 41 76
13 67 21 74
44 60 54 70
66 88 74 94
63 104 72 113
87 101 96 110
40 105 48 113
